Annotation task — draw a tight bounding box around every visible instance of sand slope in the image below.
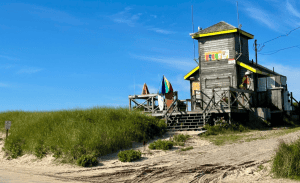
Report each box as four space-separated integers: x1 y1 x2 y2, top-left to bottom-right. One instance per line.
1 130 300 183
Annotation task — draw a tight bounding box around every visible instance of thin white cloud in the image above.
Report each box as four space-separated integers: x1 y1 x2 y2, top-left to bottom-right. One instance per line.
110 7 142 27
286 0 300 18
131 54 196 72
245 6 277 30
240 0 300 32
110 7 175 35
147 27 175 34
16 67 43 74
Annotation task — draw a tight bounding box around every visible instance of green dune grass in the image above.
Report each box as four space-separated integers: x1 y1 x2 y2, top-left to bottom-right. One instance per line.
0 106 167 166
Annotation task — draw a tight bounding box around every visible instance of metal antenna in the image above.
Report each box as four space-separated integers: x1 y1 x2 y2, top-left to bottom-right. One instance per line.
192 5 198 65
236 1 242 60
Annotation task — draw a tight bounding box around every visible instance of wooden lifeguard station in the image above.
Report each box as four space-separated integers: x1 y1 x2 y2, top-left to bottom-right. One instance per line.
129 21 299 131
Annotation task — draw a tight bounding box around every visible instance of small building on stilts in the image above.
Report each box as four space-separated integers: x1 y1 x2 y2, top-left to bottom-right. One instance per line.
128 21 299 131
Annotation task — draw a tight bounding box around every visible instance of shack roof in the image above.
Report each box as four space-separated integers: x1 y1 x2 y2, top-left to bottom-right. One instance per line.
191 21 254 39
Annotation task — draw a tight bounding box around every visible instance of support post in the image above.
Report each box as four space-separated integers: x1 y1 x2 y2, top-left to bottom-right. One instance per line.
6 129 8 139
212 89 215 107
152 96 154 113
228 89 231 111
255 39 258 65
186 101 188 112
129 98 131 111
254 39 258 107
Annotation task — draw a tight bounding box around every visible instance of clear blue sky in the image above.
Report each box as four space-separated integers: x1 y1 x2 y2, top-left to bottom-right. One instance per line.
1 0 300 112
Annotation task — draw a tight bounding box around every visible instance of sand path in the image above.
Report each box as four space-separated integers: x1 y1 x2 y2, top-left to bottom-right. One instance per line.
1 129 300 183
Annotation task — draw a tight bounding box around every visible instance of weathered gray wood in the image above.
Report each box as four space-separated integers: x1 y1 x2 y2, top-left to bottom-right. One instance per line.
229 87 254 93
129 99 131 111
151 96 154 112
128 94 158 99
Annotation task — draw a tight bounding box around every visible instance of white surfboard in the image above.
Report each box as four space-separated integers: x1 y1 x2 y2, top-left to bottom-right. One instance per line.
158 94 164 111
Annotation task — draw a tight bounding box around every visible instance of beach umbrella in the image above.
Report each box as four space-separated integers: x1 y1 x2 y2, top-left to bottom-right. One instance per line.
158 75 173 95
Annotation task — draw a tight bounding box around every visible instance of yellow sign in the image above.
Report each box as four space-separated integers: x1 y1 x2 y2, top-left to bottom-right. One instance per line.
205 50 229 61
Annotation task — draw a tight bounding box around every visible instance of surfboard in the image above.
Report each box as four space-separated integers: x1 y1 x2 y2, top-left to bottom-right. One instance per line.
158 94 164 111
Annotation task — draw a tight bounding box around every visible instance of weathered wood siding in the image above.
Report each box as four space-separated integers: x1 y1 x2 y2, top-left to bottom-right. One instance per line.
270 89 283 110
198 34 236 61
256 75 285 110
235 34 249 63
198 34 236 108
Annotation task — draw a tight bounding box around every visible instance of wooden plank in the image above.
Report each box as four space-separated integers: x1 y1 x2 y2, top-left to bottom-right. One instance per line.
229 87 253 94
128 94 158 99
129 99 131 111
198 34 235 62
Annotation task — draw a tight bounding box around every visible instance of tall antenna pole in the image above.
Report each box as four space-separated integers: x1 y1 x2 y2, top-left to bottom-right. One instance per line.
192 5 195 60
237 1 242 56
255 39 258 65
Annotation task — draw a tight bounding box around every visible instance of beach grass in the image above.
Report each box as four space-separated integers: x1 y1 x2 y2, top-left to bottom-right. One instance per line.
0 106 167 166
271 138 300 181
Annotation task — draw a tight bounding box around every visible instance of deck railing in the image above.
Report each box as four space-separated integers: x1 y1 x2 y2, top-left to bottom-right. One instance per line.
192 87 254 112
128 87 254 121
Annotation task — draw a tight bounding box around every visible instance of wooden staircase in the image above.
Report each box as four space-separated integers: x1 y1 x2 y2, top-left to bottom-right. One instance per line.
166 113 211 131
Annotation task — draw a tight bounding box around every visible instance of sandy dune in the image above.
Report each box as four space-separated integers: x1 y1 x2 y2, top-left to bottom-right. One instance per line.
1 129 300 183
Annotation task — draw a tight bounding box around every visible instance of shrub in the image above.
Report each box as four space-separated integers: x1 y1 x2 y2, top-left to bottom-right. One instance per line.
2 138 25 159
34 140 48 159
118 149 142 162
148 139 173 150
49 145 63 158
202 122 249 136
148 143 156 150
76 155 98 167
172 134 190 143
170 134 190 146
69 144 87 160
173 142 185 146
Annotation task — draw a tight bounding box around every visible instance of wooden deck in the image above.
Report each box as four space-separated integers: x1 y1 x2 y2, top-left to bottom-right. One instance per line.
129 88 253 131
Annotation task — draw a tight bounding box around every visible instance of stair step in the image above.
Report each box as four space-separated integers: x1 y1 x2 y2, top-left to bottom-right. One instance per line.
167 124 204 127
170 116 204 119
168 119 203 122
167 127 203 131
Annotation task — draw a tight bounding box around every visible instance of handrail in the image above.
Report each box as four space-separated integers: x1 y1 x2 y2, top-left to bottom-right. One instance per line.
163 92 178 119
202 94 215 125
